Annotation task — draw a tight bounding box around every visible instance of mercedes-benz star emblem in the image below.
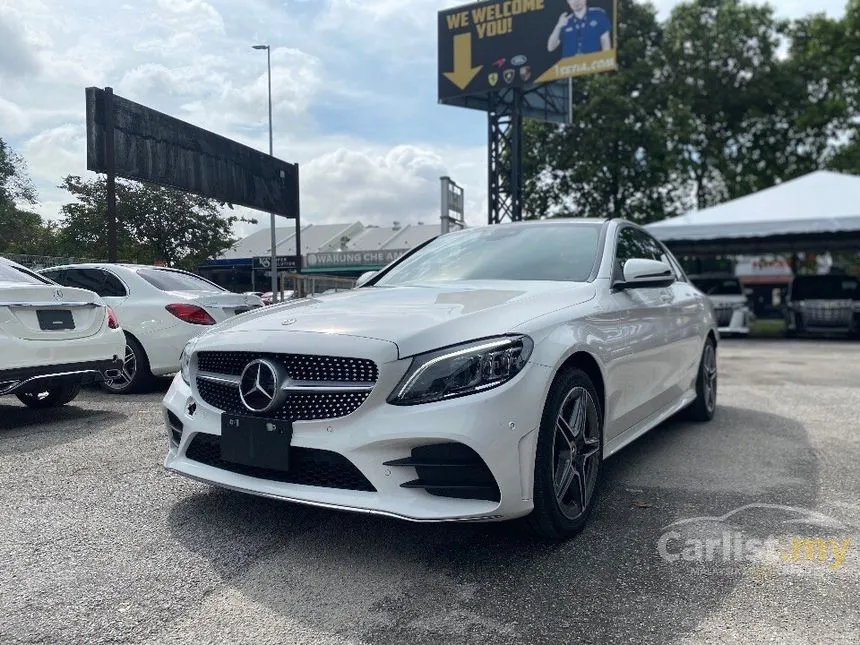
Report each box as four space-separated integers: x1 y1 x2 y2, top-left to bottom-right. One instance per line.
282 318 296 326
53 289 64 301
239 359 287 413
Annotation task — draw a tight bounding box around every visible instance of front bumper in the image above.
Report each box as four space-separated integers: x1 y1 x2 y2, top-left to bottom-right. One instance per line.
162 360 552 523
0 358 123 396
786 307 860 335
715 308 750 335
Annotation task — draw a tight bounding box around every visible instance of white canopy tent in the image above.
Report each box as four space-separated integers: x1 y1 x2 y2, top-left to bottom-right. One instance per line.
646 171 860 254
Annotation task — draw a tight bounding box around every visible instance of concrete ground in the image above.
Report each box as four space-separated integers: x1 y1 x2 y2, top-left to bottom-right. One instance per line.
1 339 858 645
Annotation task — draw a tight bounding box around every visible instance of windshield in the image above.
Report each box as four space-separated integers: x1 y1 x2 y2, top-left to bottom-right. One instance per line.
137 268 226 292
373 223 602 286
791 276 860 301
0 262 54 285
692 277 743 296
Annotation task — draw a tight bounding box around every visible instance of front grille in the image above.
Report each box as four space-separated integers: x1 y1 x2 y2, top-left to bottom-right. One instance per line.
197 351 378 382
185 432 376 492
194 351 378 420
714 307 734 327
196 379 370 421
801 303 852 327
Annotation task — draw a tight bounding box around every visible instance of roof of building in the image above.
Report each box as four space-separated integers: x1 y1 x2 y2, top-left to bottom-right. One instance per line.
219 221 444 259
220 222 365 259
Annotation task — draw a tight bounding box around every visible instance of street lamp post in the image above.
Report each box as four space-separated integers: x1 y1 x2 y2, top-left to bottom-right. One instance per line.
252 43 278 303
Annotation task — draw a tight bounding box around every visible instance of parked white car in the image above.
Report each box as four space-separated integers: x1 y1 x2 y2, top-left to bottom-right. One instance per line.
163 219 719 540
39 264 264 394
0 256 124 408
689 274 753 337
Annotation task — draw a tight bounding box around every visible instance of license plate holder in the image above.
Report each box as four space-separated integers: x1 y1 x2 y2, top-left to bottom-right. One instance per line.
220 414 292 471
37 309 75 331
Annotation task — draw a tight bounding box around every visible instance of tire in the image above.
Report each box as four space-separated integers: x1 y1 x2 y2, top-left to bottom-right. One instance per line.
16 380 82 409
100 334 154 395
686 337 717 422
527 367 604 540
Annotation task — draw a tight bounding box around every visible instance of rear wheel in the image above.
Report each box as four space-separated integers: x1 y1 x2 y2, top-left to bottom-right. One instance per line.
100 334 154 394
527 368 604 540
16 380 82 409
686 337 717 422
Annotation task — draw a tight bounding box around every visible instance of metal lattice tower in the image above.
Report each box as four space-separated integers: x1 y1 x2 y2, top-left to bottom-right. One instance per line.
486 84 570 226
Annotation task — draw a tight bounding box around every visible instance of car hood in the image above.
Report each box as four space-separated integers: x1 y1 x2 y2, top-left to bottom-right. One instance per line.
202 280 597 358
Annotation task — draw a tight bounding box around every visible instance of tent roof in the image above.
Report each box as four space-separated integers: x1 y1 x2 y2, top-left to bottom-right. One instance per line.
647 171 860 253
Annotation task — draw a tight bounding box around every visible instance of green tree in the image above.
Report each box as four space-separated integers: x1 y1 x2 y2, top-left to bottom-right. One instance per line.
0 138 36 206
56 175 256 270
0 138 57 255
662 0 795 207
523 0 685 223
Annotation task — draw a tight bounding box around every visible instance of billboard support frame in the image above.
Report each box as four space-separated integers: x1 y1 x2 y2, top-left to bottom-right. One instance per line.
104 87 118 263
487 83 569 225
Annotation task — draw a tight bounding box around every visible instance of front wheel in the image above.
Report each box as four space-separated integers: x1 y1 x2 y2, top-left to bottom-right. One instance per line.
16 380 82 409
527 367 604 540
686 337 717 422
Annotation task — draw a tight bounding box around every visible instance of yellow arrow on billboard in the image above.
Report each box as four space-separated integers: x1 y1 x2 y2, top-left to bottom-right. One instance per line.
443 33 482 90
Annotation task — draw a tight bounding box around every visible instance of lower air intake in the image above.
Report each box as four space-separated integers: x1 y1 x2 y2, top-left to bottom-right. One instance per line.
384 443 500 502
185 433 376 492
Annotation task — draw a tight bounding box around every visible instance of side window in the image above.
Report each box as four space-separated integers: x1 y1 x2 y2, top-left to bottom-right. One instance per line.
56 268 101 292
41 269 64 284
614 227 662 279
99 270 128 297
659 245 688 283
58 268 126 298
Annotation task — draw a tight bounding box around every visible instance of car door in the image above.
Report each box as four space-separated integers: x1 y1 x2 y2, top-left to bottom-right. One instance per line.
657 242 708 391
601 225 677 439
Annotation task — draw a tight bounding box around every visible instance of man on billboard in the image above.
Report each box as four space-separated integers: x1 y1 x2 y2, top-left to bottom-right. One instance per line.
547 0 612 57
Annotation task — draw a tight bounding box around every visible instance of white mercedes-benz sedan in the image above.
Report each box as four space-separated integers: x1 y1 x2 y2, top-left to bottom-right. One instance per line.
162 219 719 539
39 264 264 394
0 256 124 408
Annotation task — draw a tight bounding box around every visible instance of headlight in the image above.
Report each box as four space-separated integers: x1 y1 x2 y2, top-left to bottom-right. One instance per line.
387 335 534 406
180 338 198 385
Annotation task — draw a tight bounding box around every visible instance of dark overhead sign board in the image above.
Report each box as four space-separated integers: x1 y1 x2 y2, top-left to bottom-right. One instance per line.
85 87 299 218
304 249 412 271
438 0 618 101
253 255 298 270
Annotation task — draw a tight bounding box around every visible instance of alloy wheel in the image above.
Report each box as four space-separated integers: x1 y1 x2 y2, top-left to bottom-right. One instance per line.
104 344 137 391
551 386 601 521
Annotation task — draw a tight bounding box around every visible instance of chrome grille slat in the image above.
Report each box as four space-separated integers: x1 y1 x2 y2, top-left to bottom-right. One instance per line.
194 351 378 420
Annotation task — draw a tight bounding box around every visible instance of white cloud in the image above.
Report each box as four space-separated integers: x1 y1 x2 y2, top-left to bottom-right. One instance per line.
0 97 29 135
21 124 87 185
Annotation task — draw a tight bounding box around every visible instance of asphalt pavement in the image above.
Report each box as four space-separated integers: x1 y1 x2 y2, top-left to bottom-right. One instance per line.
1 339 859 644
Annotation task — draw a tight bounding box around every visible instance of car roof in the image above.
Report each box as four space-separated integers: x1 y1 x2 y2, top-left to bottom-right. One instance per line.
0 256 30 271
39 263 188 273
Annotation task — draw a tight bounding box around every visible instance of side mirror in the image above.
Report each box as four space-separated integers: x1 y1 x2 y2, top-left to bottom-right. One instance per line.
617 259 675 289
355 270 378 287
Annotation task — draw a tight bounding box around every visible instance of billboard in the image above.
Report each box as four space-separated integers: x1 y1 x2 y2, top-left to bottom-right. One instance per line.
438 0 618 101
85 87 300 218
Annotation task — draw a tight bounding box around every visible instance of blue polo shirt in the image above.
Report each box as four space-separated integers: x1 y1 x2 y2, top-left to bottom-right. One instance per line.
560 8 611 57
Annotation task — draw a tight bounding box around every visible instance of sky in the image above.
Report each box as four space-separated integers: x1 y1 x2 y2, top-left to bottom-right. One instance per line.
0 0 850 240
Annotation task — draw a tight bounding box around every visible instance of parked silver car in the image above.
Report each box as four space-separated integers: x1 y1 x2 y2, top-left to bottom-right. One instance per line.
784 274 860 337
690 274 753 337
